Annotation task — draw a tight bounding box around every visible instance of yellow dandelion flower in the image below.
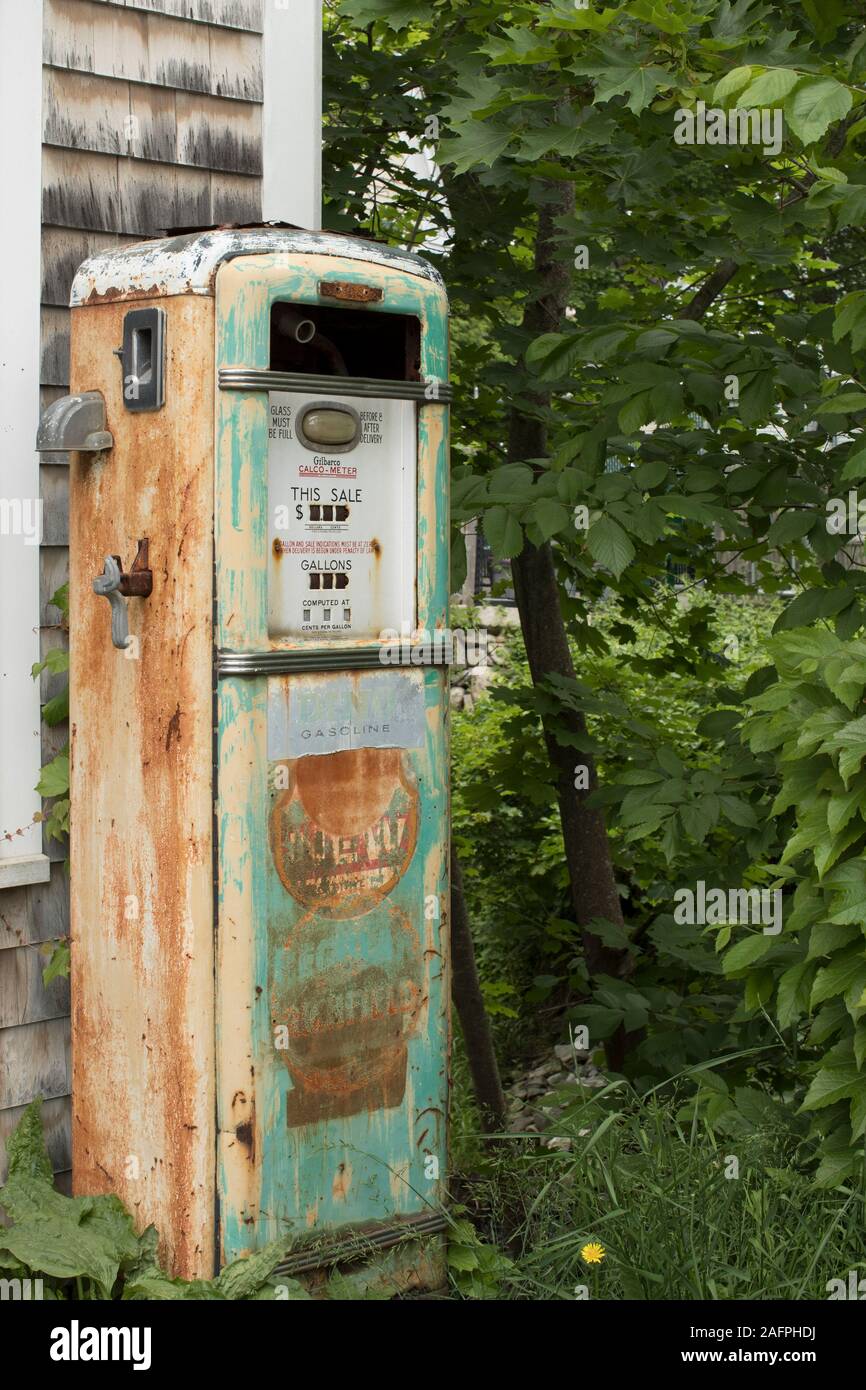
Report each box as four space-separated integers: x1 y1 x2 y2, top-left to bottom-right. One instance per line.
580 1242 605 1265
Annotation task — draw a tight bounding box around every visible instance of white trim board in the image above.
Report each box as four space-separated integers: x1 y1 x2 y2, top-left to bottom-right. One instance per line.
0 854 51 892
0 0 48 886
262 0 322 228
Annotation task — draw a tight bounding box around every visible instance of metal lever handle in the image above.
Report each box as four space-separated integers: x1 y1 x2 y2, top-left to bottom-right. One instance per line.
92 541 153 652
93 556 132 650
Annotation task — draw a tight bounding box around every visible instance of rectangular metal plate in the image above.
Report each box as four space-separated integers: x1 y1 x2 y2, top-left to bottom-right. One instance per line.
268 669 426 759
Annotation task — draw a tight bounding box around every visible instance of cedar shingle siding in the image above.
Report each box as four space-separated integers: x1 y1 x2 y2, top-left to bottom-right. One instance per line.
0 0 264 1188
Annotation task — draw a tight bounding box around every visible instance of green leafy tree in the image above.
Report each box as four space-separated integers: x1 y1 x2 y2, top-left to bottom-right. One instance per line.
324 0 866 1149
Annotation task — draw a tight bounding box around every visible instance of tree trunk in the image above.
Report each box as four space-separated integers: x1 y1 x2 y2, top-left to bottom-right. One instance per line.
507 183 637 1072
450 840 508 1133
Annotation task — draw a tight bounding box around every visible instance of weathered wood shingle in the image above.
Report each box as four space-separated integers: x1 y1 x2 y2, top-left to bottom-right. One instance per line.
0 870 69 953
0 945 70 1031
44 68 263 174
43 146 260 236
40 305 72 386
43 147 123 232
45 0 264 100
126 0 264 32
175 89 262 173
0 1017 71 1113
42 228 141 307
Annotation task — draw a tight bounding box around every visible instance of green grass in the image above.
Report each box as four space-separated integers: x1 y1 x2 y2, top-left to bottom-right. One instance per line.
449 1062 866 1301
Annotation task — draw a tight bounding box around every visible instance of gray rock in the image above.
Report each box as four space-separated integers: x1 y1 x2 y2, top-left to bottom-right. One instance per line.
578 1071 606 1090
465 664 494 690
545 1136 573 1153
477 605 522 630
509 1116 539 1134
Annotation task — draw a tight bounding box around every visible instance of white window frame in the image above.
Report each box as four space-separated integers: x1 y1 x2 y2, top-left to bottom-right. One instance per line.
0 0 50 889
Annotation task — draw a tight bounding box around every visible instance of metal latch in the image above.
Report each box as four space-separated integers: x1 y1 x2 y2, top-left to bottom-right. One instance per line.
92 540 153 650
115 307 166 412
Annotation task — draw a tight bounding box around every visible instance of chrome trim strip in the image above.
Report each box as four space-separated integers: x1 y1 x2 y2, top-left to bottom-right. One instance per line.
218 645 451 676
218 368 453 403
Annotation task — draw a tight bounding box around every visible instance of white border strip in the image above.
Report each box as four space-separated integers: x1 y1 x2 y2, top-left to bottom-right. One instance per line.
0 0 49 885
262 0 322 228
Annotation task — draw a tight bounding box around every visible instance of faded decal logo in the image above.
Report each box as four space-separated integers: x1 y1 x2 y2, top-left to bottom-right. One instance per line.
271 905 422 1126
269 748 419 917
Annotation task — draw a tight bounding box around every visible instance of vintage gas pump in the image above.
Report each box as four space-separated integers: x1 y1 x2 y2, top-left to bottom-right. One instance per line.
37 228 451 1290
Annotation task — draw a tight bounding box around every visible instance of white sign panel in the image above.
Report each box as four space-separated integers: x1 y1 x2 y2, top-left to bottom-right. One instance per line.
268 391 416 640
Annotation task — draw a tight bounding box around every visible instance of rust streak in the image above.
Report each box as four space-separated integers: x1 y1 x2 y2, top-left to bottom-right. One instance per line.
165 704 183 752
84 282 176 307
